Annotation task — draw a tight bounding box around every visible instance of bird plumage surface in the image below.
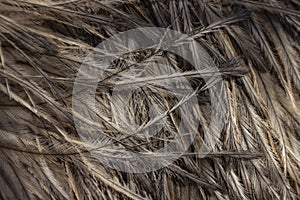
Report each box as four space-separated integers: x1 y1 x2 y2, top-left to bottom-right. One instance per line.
0 0 299 199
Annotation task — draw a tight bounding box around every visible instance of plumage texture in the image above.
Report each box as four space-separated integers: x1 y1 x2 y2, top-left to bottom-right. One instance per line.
0 0 299 199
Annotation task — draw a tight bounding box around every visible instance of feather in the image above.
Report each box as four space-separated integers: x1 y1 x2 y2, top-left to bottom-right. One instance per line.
0 0 299 199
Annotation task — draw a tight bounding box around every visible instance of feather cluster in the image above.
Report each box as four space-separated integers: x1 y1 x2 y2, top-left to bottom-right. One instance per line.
0 0 299 199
